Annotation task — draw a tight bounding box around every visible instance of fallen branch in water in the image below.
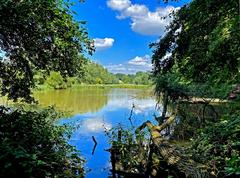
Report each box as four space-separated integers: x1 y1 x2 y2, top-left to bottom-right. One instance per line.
128 103 135 127
136 116 214 178
91 136 97 155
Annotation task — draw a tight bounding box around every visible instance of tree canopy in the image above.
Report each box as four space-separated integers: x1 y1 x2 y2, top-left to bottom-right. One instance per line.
81 61 118 84
148 0 240 176
151 0 239 86
0 0 94 101
74 60 152 85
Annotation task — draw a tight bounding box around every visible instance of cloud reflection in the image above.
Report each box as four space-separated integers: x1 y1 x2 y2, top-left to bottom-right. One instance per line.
81 118 112 133
133 100 157 114
107 97 157 114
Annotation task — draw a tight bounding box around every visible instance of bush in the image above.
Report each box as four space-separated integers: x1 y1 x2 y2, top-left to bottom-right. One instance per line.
0 105 84 178
95 77 103 84
45 71 67 89
190 110 240 177
67 77 79 87
33 72 45 85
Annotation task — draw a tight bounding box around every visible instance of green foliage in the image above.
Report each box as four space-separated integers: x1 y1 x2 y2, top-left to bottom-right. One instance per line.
33 59 152 87
0 0 94 101
33 71 46 85
186 83 233 99
0 105 84 177
80 60 152 85
133 72 151 85
66 77 79 87
115 73 133 84
95 77 103 84
108 126 150 173
80 61 118 84
154 72 189 102
115 72 152 85
151 0 239 90
150 1 240 177
190 109 240 177
45 71 67 89
225 154 240 176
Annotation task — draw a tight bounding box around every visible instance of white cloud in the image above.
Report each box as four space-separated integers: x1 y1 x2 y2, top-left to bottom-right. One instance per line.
131 6 175 35
107 0 131 11
117 4 148 19
106 64 141 74
105 55 152 74
107 0 179 36
128 55 151 66
94 38 114 50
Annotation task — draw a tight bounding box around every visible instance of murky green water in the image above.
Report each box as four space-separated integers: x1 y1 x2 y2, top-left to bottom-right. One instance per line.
34 88 154 114
34 88 159 178
34 88 109 114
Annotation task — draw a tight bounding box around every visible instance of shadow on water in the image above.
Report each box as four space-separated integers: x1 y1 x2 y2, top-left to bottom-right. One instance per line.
35 88 159 178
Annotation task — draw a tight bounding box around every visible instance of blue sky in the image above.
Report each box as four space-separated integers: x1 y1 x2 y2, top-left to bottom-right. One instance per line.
73 0 190 74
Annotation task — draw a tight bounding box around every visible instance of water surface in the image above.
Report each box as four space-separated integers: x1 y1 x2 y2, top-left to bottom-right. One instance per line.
35 88 160 178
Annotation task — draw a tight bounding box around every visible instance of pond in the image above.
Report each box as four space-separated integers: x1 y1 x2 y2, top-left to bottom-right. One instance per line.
34 88 160 178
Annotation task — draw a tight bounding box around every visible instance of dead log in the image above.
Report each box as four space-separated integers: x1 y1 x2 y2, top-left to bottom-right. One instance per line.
137 115 215 178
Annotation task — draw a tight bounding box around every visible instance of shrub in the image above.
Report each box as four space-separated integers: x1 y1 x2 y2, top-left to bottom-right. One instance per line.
190 111 240 177
0 105 84 178
67 77 79 87
33 72 45 85
45 71 67 89
95 77 103 84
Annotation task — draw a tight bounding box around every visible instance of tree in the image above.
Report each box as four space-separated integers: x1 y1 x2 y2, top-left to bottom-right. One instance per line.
0 0 94 102
81 60 118 84
133 72 151 85
150 1 240 176
0 1 92 176
151 0 239 85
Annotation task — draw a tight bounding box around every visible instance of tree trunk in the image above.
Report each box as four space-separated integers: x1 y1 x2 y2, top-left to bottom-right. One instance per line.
161 90 169 119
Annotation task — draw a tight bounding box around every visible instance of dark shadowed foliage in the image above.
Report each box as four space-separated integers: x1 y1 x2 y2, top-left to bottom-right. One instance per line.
0 0 94 102
0 105 84 177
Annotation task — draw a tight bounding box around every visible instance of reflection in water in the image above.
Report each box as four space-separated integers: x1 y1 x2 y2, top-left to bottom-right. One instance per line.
35 88 158 178
81 118 112 133
34 88 109 114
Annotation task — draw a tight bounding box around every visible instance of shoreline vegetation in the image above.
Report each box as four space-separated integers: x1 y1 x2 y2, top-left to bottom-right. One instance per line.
32 67 153 91
33 67 153 91
34 83 152 91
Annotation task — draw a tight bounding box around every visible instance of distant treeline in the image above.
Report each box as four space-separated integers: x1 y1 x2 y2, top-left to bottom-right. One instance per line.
34 60 152 89
82 61 152 85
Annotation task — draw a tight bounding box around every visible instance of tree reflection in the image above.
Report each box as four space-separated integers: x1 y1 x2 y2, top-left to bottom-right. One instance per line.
34 88 109 114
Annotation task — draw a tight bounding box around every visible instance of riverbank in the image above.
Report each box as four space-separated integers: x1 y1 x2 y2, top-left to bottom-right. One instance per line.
72 84 152 89
35 83 152 91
